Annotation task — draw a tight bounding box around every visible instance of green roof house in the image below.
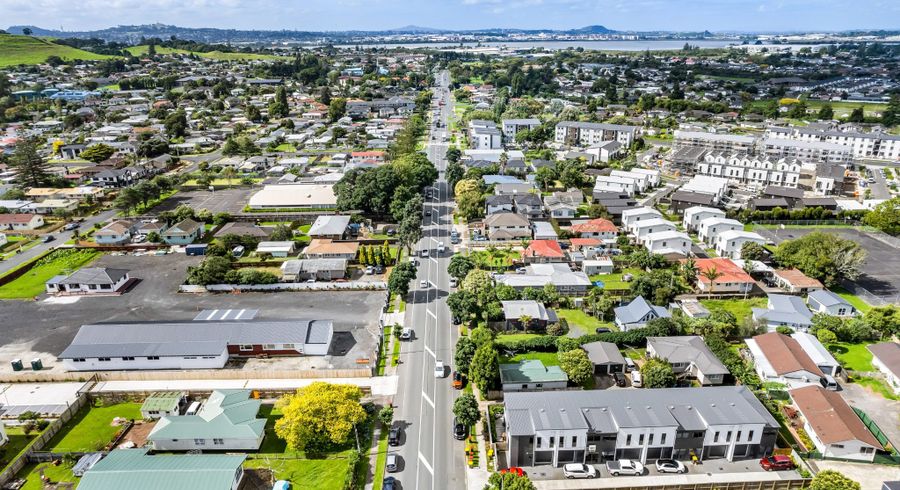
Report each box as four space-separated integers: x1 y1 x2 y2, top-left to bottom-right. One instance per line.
78 448 246 490
140 391 186 419
499 359 569 392
147 390 265 451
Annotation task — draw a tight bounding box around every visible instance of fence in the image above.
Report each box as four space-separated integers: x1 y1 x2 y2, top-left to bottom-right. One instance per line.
0 367 372 384
551 480 811 490
0 387 89 487
182 281 387 293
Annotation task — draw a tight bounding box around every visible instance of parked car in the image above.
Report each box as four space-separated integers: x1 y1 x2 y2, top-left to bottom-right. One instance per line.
612 372 627 387
760 455 795 471
434 360 445 378
388 426 402 446
631 371 643 388
374 265 384 274
453 418 468 440
452 371 464 389
42 235 55 243
606 459 644 476
449 277 458 288
624 357 636 372
563 463 597 479
420 280 429 289
421 249 429 258
400 328 413 341
655 459 685 474
63 223 79 231
499 467 525 476
595 327 611 334
386 454 399 473
382 476 397 490
365 266 375 275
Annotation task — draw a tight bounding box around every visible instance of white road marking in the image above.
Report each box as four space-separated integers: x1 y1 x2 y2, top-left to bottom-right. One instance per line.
418 452 435 474
422 392 435 408
424 345 435 358
427 309 437 320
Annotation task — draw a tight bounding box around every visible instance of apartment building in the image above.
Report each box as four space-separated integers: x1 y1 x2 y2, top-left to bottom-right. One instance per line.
695 152 803 188
555 122 639 148
469 120 503 150
502 118 541 144
504 387 778 467
673 130 756 154
761 138 851 165
767 127 900 161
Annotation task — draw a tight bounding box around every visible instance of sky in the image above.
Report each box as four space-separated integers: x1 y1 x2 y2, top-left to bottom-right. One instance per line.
2 0 899 33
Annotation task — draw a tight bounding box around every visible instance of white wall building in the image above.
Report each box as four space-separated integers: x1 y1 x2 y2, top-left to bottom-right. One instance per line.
683 206 726 232
555 122 639 148
714 230 765 259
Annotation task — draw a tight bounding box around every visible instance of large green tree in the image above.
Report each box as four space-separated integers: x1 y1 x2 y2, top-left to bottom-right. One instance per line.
274 382 368 452
809 470 860 490
12 137 52 188
448 254 476 281
774 232 867 287
81 143 116 163
863 197 900 236
483 472 536 490
454 336 477 374
164 109 188 138
641 357 676 388
558 349 593 385
470 341 500 393
388 261 418 298
452 392 481 427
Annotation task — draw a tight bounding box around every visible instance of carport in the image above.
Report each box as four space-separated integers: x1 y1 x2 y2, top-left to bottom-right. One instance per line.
582 341 625 375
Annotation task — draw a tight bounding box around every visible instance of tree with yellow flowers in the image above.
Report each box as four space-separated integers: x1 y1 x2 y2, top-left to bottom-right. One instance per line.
274 382 368 452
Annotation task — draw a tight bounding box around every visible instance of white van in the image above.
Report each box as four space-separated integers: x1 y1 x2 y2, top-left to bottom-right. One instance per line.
631 371 643 388
624 357 636 372
820 374 838 391
185 401 201 416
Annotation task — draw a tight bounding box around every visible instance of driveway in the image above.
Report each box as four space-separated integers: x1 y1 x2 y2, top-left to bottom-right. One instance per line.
840 381 900 450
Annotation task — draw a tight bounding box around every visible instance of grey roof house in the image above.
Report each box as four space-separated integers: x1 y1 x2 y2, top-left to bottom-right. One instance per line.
646 336 728 385
581 341 626 375
308 215 351 239
501 300 557 331
752 294 814 332
46 267 131 295
614 296 671 331
77 448 246 490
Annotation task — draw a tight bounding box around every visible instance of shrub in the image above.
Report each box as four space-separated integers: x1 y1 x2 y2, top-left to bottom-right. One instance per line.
546 322 568 336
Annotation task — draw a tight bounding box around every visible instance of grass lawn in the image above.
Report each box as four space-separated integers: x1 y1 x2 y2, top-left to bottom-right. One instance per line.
372 426 390 490
0 34 115 67
15 462 79 490
0 426 41 473
700 297 767 325
495 333 543 347
0 249 99 299
390 336 402 367
46 403 142 452
274 144 297 152
244 455 352 490
827 342 873 372
853 377 900 401
831 287 872 313
589 268 643 290
471 249 520 269
556 308 614 335
125 45 286 61
500 351 560 367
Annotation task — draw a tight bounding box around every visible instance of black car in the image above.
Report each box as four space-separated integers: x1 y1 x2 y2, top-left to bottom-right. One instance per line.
42 235 55 243
595 327 611 334
612 372 627 387
388 426 402 446
383 476 397 490
453 418 468 440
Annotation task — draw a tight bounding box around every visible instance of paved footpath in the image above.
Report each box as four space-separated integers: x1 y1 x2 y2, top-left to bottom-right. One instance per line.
91 376 399 396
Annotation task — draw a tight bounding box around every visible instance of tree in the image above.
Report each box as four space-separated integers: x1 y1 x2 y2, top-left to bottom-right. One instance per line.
810 313 843 335
448 290 479 323
470 341 500 393
11 137 51 188
269 86 290 118
22 27 33 36
328 98 347 122
558 349 593 385
484 472 536 490
274 382 368 452
679 258 699 287
534 166 556 190
270 224 293 241
630 269 681 305
388 262 417 298
882 94 900 126
457 189 485 220
817 104 834 120
81 143 116 163
641 357 676 388
378 406 394 428
452 393 481 427
462 270 496 321
816 328 837 344
848 106 865 123
701 266 722 298
448 254 476 281
454 336 477 374
864 305 900 337
164 110 188 138
741 241 767 261
774 232 867 287
809 470 860 490
863 197 900 236
185 256 232 285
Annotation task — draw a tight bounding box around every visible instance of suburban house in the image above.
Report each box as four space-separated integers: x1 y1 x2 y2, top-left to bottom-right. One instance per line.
532 221 558 241
94 220 134 245
581 341 626 375
644 230 691 258
697 217 743 245
544 192 581 219
140 392 187 419
46 268 131 295
614 296 671 331
93 167 137 188
713 230 766 259
745 332 825 387
570 218 618 242
162 218 203 245
791 332 841 377
77 448 246 490
772 269 824 294
302 239 359 260
0 213 44 231
807 290 857 317
280 259 348 282
752 294 814 331
58 318 334 371
635 218 676 244
691 258 756 295
214 222 268 239
501 300 557 330
484 212 532 241
248 184 337 210
500 360 569 392
307 215 351 239
256 241 296 258
789 385 882 462
148 390 266 451
504 387 778 467
594 175 638 197
868 343 900 395
486 194 515 215
582 257 614 275
683 206 726 232
494 263 592 296
621 207 663 233
521 240 566 264
646 336 728 385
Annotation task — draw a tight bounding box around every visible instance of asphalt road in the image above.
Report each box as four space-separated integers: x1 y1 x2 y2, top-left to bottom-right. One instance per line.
865 165 892 200
391 70 466 490
0 208 119 275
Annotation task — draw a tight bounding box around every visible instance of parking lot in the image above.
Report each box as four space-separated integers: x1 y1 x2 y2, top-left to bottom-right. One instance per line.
146 188 254 215
756 226 900 302
0 252 384 373
840 381 900 450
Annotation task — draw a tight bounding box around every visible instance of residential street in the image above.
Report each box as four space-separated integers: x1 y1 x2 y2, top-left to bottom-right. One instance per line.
391 69 467 490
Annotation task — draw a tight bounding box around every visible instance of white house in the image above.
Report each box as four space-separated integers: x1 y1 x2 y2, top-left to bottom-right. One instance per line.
148 390 265 451
790 385 882 462
683 206 726 232
752 294 814 332
610 170 651 193
633 218 676 243
714 230 765 259
594 176 637 197
583 257 615 275
0 214 44 231
630 168 661 187
791 332 841 377
806 290 857 317
698 217 743 245
621 207 663 234
868 343 900 395
255 241 296 258
644 230 691 257
46 268 131 295
646 336 728 385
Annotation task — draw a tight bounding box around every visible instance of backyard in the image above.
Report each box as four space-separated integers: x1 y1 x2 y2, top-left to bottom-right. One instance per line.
14 462 79 490
700 297 767 325
589 268 643 290
0 249 99 299
827 342 873 372
0 426 42 474
556 308 614 336
45 402 142 452
470 248 520 270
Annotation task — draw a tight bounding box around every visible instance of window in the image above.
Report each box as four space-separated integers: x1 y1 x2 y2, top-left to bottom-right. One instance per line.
282 344 295 349
861 447 874 454
726 431 732 442
626 435 632 446
832 444 844 449
660 433 667 445
536 437 541 448
239 344 254 351
183 356 197 360
736 431 742 441
73 358 85 362
638 434 644 445
748 430 754 441
194 439 206 446
535 383 543 388
572 436 577 447
122 357 135 361
549 437 555 448
98 357 111 362
213 438 224 445
714 432 720 443
648 434 654 445
147 356 160 360
264 344 277 350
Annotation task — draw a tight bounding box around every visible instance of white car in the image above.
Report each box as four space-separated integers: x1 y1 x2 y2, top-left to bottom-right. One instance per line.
434 360 445 378
655 459 686 474
420 280 428 289
563 463 597 479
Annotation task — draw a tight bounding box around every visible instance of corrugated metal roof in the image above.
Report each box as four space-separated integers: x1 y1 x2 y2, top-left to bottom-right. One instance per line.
78 449 245 490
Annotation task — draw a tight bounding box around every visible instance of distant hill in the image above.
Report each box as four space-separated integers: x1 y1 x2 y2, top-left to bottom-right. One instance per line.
0 34 115 67
387 25 443 34
566 25 616 35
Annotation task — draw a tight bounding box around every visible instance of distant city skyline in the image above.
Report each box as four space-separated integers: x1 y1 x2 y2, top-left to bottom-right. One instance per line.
2 0 899 33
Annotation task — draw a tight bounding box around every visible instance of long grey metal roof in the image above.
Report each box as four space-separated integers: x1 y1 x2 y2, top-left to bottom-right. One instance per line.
504 386 778 436
58 319 333 359
581 341 625 365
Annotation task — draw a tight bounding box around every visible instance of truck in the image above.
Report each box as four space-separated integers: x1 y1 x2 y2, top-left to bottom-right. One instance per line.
606 459 644 476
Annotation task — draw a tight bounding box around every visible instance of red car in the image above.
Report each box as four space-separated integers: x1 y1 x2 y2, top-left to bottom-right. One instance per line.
760 455 795 471
500 467 525 477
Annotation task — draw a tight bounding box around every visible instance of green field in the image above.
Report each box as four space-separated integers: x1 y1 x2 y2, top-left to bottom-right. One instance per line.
0 34 115 67
827 342 873 372
0 249 100 299
556 308 614 336
0 426 41 474
590 268 643 290
832 287 872 313
15 462 79 490
46 403 142 452
500 351 560 366
700 297 767 325
126 45 286 61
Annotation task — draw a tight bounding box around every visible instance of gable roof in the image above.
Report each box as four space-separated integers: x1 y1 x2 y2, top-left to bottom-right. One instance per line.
149 389 265 442
751 332 823 377
807 289 850 308
647 336 728 375
485 212 530 228
570 218 618 234
868 342 900 379
308 215 351 236
614 296 670 325
501 300 555 322
774 269 824 289
500 360 568 384
691 258 755 285
522 240 564 258
790 385 881 448
753 294 814 326
581 341 625 366
167 218 202 235
77 448 246 490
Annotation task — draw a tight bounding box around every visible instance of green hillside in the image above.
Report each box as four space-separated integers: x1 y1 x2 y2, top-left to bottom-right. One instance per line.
126 45 286 61
0 34 115 67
